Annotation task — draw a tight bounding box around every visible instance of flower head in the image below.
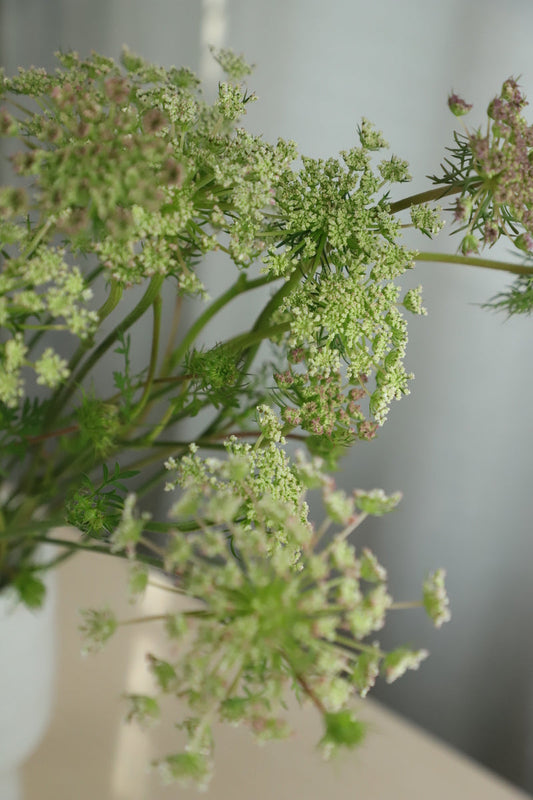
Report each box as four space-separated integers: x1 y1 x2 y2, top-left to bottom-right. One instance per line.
438 78 533 255
448 93 472 117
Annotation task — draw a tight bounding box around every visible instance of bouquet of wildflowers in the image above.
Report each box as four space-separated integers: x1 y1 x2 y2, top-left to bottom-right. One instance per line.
0 47 531 787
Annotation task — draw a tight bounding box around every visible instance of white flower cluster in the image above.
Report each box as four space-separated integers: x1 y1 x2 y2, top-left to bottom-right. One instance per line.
0 333 27 407
109 492 152 556
0 243 98 407
34 348 69 388
88 437 449 789
263 136 421 429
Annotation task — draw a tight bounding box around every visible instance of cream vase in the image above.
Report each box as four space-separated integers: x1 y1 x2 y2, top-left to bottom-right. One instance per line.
0 566 57 800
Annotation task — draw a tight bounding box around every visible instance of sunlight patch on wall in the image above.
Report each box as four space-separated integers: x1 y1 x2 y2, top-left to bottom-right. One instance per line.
199 0 227 85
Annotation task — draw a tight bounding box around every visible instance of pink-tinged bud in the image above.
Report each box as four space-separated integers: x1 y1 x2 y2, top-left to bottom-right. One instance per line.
310 418 324 435
104 76 131 104
142 108 168 134
288 347 305 364
161 157 183 186
448 93 472 117
487 97 508 123
10 151 36 174
460 234 479 255
358 420 377 441
470 135 489 161
483 222 499 245
76 121 90 138
0 108 16 136
283 407 301 426
514 232 533 252
501 78 524 106
453 197 472 222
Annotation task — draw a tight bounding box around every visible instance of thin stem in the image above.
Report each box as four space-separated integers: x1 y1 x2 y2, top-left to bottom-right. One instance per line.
143 379 191 447
25 424 79 445
21 218 54 259
147 579 187 595
294 671 326 714
126 290 162 425
416 251 533 276
197 258 314 442
43 274 163 434
334 633 385 657
138 535 167 559
222 321 291 353
119 609 211 626
319 513 368 553
96 279 124 323
5 98 34 117
30 535 161 568
32 548 76 572
0 515 68 541
19 323 69 331
160 293 183 375
388 184 464 214
39 279 124 435
160 272 278 378
118 614 171 626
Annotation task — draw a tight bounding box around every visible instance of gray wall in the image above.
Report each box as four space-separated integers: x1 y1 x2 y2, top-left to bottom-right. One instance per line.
1 0 532 792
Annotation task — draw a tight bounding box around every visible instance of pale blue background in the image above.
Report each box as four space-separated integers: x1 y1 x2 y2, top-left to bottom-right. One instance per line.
1 1 532 792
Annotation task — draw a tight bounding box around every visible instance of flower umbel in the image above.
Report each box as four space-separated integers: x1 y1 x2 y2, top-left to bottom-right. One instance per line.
435 77 533 258
77 444 449 789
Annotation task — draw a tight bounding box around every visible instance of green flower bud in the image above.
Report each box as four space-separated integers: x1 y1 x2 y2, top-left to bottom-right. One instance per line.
79 607 117 654
124 694 160 727
319 710 366 759
382 647 428 683
354 488 402 515
423 569 451 628
514 233 533 252
460 233 479 255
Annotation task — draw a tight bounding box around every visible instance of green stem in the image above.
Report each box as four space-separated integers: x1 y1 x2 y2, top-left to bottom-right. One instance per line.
132 315 290 456
118 614 170 626
119 609 211 626
242 236 326 370
160 294 183 376
388 184 465 214
333 633 384 657
40 279 124 434
143 379 191 446
416 251 533 276
22 218 54 258
160 272 278 378
222 321 291 353
6 98 34 117
21 279 161 500
31 535 162 568
136 271 280 439
147 579 187 595
126 290 162 426
46 275 162 428
19 324 69 331
32 548 76 572
0 514 69 541
200 241 325 440
96 278 124 323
